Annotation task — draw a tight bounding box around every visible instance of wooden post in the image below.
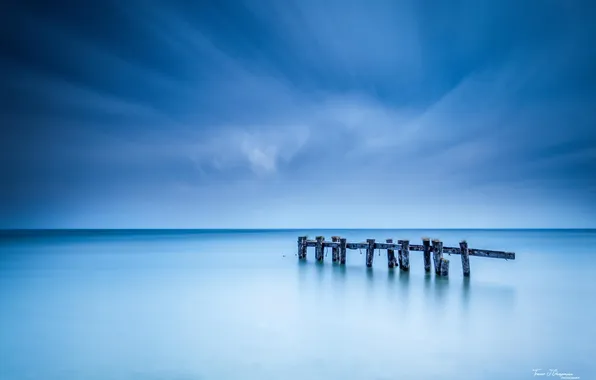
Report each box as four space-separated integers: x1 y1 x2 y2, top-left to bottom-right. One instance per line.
366 239 375 268
386 238 396 268
298 236 307 259
331 236 340 262
302 237 308 260
460 240 470 277
422 238 431 272
432 239 443 275
400 240 410 271
315 236 324 262
340 238 347 265
440 258 449 276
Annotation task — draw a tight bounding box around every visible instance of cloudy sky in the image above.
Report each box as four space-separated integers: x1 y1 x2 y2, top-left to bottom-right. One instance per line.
1 0 595 228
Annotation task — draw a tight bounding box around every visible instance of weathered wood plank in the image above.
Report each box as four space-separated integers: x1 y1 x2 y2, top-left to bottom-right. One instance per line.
442 246 514 260
322 241 340 248
397 240 423 250
298 236 307 259
432 239 443 275
315 236 324 262
374 242 394 249
400 239 410 271
469 249 515 260
422 238 431 272
331 236 340 262
340 238 347 265
346 242 369 249
366 239 375 268
409 244 424 251
460 240 470 276
442 246 459 254
386 238 396 268
439 258 450 276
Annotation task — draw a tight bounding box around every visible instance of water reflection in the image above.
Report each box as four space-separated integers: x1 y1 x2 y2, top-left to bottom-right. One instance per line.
462 276 470 312
297 259 308 270
386 269 396 289
297 259 309 287
365 268 375 297
295 261 515 317
331 264 347 287
314 261 325 286
398 269 410 301
434 275 449 310
424 272 432 299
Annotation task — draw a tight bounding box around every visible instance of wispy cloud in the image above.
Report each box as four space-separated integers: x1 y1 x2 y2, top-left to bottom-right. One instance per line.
1 0 595 227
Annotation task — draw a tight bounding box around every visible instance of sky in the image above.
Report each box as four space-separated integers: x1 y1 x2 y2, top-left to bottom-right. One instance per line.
1 0 595 228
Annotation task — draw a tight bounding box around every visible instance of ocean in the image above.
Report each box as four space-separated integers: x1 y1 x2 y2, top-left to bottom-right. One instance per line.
0 229 594 380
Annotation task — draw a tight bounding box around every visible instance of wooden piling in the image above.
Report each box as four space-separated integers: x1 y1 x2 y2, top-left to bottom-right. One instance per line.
386 238 396 268
366 239 375 268
298 236 307 259
331 236 340 262
340 238 347 265
440 258 450 276
296 235 513 277
400 240 410 271
422 238 431 272
460 240 470 277
315 236 324 262
432 239 443 275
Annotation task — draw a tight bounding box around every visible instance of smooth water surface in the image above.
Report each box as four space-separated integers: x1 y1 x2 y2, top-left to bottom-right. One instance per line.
1 229 595 379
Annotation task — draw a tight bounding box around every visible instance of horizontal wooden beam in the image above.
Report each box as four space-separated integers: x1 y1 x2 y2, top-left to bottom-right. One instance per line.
469 249 515 260
374 242 396 250
346 242 369 249
303 239 514 260
443 246 460 254
441 246 515 259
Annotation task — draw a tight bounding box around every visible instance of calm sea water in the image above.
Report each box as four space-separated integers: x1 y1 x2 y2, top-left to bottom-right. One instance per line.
1 229 595 380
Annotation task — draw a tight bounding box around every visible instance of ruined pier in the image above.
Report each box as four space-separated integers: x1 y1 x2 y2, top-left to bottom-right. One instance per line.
297 236 515 277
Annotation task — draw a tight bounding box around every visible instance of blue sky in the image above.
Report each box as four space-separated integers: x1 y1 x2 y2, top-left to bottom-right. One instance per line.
1 0 595 228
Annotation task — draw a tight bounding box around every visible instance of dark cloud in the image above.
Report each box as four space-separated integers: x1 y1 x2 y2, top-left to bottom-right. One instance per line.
1 0 595 227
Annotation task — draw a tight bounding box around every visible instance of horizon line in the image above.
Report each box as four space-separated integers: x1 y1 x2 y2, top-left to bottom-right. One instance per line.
1 228 596 231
